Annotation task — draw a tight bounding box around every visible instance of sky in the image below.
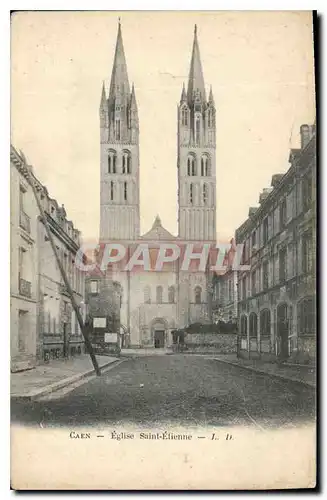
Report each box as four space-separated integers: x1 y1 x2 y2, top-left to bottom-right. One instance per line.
11 11 316 242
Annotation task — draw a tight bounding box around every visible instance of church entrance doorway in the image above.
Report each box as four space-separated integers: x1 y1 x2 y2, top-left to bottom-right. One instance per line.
154 330 165 348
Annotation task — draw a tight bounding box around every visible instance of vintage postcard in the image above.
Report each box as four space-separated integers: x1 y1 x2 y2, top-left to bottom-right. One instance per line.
10 11 316 490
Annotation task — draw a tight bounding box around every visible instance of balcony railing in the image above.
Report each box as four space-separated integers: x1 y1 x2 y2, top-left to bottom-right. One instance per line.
19 210 31 234
19 275 31 298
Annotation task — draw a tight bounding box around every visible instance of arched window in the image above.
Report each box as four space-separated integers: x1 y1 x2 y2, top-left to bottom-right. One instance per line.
122 151 131 174
203 183 208 205
124 182 128 202
201 155 210 176
189 183 194 205
144 286 151 304
156 286 163 304
249 312 258 338
168 286 175 304
240 315 247 336
108 150 117 174
194 286 202 304
181 106 188 126
110 181 114 201
187 155 196 176
298 297 315 334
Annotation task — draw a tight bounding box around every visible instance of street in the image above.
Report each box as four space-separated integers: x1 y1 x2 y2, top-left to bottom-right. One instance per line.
11 355 315 429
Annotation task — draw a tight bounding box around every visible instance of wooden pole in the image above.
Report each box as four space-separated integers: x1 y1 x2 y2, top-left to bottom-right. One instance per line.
25 160 101 376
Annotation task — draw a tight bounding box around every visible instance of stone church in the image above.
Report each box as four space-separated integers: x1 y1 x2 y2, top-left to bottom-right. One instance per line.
98 22 217 347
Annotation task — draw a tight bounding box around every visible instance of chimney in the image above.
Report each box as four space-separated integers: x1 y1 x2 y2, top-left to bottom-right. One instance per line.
300 124 311 149
248 207 258 217
259 188 273 204
271 174 284 187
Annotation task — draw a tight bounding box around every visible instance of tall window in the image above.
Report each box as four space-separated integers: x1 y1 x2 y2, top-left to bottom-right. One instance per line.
194 286 202 304
156 286 163 304
251 270 256 296
263 261 269 290
90 280 98 294
18 247 26 281
181 106 188 126
168 286 175 304
228 279 232 301
251 230 257 248
110 181 114 201
201 156 209 176
302 174 313 212
115 119 120 140
249 313 258 338
187 155 196 176
242 277 247 300
280 198 287 231
122 151 131 174
298 297 315 334
263 217 269 244
240 315 247 336
195 116 201 144
279 247 287 283
189 183 194 205
124 182 128 202
144 286 151 304
260 309 271 336
208 110 213 128
203 183 208 205
302 231 313 274
108 150 117 173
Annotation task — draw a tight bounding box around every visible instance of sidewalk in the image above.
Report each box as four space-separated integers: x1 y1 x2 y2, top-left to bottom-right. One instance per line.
121 348 170 356
211 354 316 389
11 354 120 400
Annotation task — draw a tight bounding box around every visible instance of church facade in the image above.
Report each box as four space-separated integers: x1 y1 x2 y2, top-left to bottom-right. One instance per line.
99 23 217 347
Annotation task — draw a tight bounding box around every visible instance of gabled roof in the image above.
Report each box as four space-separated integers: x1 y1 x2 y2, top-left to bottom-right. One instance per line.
140 215 175 241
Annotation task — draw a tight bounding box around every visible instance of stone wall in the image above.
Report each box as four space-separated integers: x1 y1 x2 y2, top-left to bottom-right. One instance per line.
185 333 237 353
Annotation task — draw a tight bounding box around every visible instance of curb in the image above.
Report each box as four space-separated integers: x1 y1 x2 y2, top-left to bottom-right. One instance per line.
12 359 123 401
214 358 316 390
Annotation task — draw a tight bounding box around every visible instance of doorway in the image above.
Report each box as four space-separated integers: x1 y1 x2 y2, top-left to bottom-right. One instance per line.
277 304 289 361
154 330 165 348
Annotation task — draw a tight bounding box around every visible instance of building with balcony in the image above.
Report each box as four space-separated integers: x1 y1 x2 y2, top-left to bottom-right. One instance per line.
10 147 39 372
10 145 86 369
37 194 85 362
236 123 316 364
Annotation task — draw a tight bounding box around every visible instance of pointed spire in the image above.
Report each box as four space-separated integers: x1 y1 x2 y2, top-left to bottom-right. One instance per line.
187 24 206 104
152 214 162 228
180 82 187 103
208 85 214 105
109 20 130 99
100 81 106 109
130 82 137 109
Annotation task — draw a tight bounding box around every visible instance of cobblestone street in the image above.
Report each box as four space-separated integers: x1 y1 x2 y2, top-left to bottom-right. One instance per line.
11 355 315 430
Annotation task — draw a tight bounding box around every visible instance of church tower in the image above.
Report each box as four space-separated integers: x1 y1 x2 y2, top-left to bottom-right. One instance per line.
177 25 216 242
100 21 140 241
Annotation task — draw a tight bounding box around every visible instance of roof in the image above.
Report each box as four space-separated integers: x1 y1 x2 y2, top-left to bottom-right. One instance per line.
140 215 175 241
